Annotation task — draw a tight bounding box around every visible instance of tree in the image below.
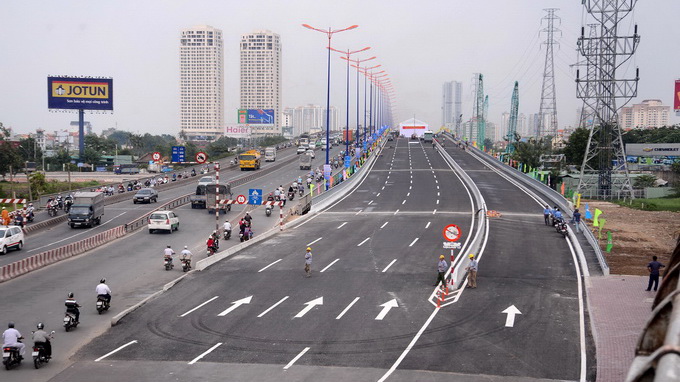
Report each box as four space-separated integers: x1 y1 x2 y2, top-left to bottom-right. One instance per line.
510 138 550 169
18 137 42 163
82 147 102 166
562 127 590 166
29 172 47 196
633 174 657 189
85 134 116 154
0 125 23 179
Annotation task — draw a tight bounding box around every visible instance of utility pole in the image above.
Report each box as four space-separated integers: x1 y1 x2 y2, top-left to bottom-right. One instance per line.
576 0 639 199
537 8 561 139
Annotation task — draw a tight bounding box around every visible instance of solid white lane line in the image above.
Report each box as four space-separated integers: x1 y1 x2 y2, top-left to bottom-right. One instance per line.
188 343 223 365
425 222 431 229
95 340 138 362
357 237 370 246
382 259 397 273
380 222 389 229
355 209 363 215
307 237 323 246
336 297 360 319
402 200 406 205
284 347 311 370
337 222 347 229
180 296 219 317
320 259 340 273
409 238 419 247
394 209 399 215
258 296 289 318
258 259 282 273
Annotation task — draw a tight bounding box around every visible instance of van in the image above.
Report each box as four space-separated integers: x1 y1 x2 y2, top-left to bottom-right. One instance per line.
265 147 277 162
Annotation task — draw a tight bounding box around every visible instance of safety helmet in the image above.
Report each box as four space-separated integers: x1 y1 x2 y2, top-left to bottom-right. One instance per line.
167 245 171 248
306 247 312 251
184 245 188 249
68 292 74 298
555 207 560 211
469 254 475 259
100 278 106 283
439 255 445 259
8 322 15 328
37 322 44 330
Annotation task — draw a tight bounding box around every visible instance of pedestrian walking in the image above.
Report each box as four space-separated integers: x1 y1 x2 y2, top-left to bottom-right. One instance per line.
433 255 448 287
543 205 551 226
465 254 478 288
572 208 582 233
646 256 666 292
304 247 313 277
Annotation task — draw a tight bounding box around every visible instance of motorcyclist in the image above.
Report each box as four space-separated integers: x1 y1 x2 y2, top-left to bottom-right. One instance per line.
65 293 81 324
96 278 112 305
191 169 196 176
56 194 64 210
243 213 252 227
552 206 563 224
164 245 175 266
273 188 281 200
267 192 275 202
172 173 177 181
206 236 217 255
223 220 232 239
32 323 52 359
2 322 25 359
180 246 193 267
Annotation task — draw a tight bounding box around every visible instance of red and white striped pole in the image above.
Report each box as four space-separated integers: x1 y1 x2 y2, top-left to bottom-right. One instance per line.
215 162 220 234
279 202 283 231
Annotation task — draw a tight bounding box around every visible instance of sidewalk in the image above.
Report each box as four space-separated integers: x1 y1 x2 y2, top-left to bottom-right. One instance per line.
588 275 654 382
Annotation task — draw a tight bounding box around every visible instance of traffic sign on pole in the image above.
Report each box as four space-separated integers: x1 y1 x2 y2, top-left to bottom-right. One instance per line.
248 189 263 205
195 152 208 164
443 224 462 242
236 195 247 204
152 152 162 162
171 146 186 163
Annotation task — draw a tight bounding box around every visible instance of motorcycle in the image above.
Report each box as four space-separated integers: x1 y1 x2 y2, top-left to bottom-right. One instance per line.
164 255 174 271
299 187 304 197
2 341 22 370
555 219 568 237
63 311 78 332
96 295 110 314
64 197 73 213
288 191 295 201
47 204 58 217
181 258 191 272
223 230 232 240
265 205 272 217
26 211 34 223
32 334 53 369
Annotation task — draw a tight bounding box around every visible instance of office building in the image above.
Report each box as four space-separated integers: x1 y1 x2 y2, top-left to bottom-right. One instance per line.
442 81 462 132
179 25 224 141
618 99 670 130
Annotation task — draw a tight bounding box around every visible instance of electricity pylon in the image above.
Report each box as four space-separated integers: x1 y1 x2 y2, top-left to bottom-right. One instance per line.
537 8 561 138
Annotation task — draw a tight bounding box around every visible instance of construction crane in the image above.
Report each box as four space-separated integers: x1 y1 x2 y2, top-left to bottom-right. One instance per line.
505 82 519 154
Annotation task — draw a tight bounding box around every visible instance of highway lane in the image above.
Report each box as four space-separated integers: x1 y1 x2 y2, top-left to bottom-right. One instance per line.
0 144 348 382
52 138 481 381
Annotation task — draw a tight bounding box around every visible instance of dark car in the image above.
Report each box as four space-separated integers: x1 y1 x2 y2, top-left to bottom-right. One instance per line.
133 188 158 204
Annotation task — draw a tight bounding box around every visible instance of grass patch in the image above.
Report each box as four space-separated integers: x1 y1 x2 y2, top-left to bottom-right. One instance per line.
614 196 680 212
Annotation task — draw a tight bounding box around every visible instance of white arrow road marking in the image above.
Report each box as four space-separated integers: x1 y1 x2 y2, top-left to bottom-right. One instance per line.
188 342 222 365
336 297 360 319
502 305 522 327
180 296 219 317
382 259 397 273
307 237 323 246
95 340 138 362
258 296 289 318
217 296 253 316
376 299 399 320
357 237 370 246
283 347 310 369
258 259 282 273
337 222 347 229
294 297 323 318
320 259 339 273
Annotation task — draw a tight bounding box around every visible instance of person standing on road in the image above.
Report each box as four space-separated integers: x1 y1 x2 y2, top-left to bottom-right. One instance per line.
646 256 666 292
304 247 313 278
465 254 478 288
572 209 582 233
543 205 551 226
434 255 448 287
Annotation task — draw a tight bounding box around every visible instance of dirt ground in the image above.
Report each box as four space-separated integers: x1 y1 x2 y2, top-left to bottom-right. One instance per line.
584 201 680 275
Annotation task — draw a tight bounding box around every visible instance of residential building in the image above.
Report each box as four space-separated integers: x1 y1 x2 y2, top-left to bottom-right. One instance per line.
290 104 338 135
240 30 282 136
179 25 224 141
501 112 510 141
442 81 462 132
517 113 527 138
618 99 670 130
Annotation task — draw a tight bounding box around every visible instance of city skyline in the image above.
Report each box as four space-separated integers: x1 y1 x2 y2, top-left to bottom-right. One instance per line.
1 0 678 137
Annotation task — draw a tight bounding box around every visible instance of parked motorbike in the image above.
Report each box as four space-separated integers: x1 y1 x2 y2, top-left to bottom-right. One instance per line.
164 255 174 271
96 295 110 314
181 258 191 272
2 341 22 370
63 312 78 332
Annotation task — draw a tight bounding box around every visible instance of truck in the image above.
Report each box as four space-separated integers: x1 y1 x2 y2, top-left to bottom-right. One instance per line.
299 152 313 170
191 183 232 211
299 133 310 148
239 150 262 171
67 192 105 228
343 130 354 144
113 164 140 174
264 147 277 162
423 130 434 143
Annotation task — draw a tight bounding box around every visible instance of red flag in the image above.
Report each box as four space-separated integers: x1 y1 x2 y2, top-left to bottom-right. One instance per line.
560 182 565 195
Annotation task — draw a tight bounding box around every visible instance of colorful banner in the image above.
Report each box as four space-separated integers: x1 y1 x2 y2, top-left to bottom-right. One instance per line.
593 208 603 227
48 76 113 110
675 80 680 112
606 231 613 253
585 203 592 220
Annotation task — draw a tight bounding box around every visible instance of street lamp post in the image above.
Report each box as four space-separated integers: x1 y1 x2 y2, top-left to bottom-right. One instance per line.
329 46 370 156
344 56 376 152
302 24 358 165
368 72 388 141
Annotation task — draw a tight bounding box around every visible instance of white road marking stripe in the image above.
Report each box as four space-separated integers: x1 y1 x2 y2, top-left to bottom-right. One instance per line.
368 200 373 205
336 297 360 319
258 259 282 273
382 186 385 190
394 209 399 215
180 296 219 317
425 222 431 229
433 209 437 214
320 259 339 273
355 209 363 215
435 180 438 183
437 200 440 205
357 237 370 246
438 192 440 196
380 222 389 229
337 222 347 229
437 185 440 189
95 340 138 362
376 192 381 197
402 200 406 205
188 342 223 365
409 238 419 247
283 347 310 369
382 259 397 273
307 237 323 246
409 185 412 190
407 192 410 196
257 296 289 318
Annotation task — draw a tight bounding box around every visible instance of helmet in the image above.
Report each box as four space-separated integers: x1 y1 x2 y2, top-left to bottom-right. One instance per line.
439 255 445 259
37 322 44 330
167 245 171 248
184 245 188 249
306 247 312 251
555 207 560 211
8 322 14 328
468 254 475 259
100 278 106 284
68 292 74 298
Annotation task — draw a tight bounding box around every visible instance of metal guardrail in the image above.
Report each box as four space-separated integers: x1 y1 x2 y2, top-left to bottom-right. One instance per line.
626 237 680 381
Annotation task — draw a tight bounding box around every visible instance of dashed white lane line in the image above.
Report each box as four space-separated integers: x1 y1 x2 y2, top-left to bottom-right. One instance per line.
357 237 370 246
409 186 412 190
368 200 374 205
284 347 311 369
402 200 406 205
382 259 397 273
320 259 340 273
258 259 282 273
425 221 431 229
433 209 437 214
28 211 128 253
382 186 385 190
337 222 347 229
336 297 361 319
355 209 363 215
407 192 410 196
394 209 400 215
409 238 419 247
180 296 219 317
189 343 223 365
436 200 440 205
380 222 389 229
376 192 381 197
95 340 138 362
435 180 439 184
307 237 323 246
410 180 413 184
438 192 440 196
258 296 289 318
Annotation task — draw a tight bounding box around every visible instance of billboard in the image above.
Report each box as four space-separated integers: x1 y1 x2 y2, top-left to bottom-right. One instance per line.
237 109 275 124
48 77 113 110
626 143 680 157
675 80 680 112
224 124 251 139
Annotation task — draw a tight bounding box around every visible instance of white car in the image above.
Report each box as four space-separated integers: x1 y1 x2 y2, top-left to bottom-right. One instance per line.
198 176 216 187
0 225 24 254
296 146 307 155
306 149 315 159
148 210 180 234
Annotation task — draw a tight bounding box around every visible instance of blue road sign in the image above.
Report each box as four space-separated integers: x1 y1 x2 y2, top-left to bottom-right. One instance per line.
248 189 263 205
171 146 186 163
323 164 332 180
344 155 351 168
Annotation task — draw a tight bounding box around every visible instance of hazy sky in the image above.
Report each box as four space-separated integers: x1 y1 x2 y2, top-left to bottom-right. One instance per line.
1 0 678 136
